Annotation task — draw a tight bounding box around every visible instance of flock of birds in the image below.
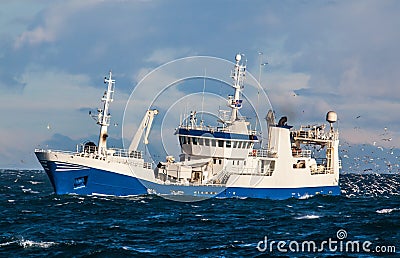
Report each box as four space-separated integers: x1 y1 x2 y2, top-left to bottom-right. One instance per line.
340 115 398 174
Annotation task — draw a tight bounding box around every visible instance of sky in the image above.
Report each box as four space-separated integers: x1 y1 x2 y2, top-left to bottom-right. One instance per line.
1 0 399 169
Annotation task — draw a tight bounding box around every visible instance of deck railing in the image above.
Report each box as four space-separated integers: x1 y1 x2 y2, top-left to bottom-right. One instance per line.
35 147 152 169
248 149 279 158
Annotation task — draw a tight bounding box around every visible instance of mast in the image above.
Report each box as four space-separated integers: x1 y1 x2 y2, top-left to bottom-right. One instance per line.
97 71 115 156
229 53 246 122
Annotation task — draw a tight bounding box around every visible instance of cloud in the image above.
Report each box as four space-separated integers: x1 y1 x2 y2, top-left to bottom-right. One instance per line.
145 48 196 65
0 67 129 167
14 26 55 48
14 0 101 48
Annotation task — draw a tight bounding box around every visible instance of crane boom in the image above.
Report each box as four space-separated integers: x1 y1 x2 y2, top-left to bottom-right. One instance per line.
128 109 158 152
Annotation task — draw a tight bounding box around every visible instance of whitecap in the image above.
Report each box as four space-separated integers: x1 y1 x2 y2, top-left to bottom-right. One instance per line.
295 214 321 220
298 194 312 200
28 181 43 185
376 208 399 214
55 202 70 206
0 241 17 247
19 239 57 248
122 246 155 253
22 188 39 194
118 194 142 198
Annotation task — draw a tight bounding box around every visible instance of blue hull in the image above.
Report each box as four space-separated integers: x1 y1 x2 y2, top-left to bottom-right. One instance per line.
43 161 340 200
44 161 147 196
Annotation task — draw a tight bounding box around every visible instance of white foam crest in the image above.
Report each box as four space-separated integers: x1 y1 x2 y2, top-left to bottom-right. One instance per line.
376 208 400 214
0 241 17 247
121 246 156 253
22 188 40 194
298 193 312 200
28 181 43 185
55 202 71 206
295 214 321 220
19 239 58 248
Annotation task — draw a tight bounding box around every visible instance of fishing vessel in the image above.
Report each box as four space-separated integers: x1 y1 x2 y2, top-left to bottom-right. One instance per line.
35 54 341 200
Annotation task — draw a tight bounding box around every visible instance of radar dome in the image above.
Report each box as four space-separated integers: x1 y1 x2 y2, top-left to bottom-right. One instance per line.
326 111 337 123
235 54 241 62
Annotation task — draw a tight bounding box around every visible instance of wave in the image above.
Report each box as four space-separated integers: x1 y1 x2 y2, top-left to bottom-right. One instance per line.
295 214 321 220
0 239 58 249
19 239 58 249
376 208 400 214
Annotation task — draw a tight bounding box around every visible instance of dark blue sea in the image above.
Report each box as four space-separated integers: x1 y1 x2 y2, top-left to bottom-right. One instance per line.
1 169 399 257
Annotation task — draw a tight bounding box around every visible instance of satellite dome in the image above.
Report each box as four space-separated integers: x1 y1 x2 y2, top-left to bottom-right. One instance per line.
235 54 242 62
326 111 337 123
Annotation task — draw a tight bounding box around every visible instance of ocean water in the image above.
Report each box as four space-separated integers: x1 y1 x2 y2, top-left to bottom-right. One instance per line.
1 169 399 257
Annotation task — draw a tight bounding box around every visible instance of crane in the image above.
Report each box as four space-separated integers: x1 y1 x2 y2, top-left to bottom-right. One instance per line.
128 109 159 152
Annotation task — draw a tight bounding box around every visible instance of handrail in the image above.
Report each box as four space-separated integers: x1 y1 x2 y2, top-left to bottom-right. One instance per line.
248 149 278 158
34 147 151 169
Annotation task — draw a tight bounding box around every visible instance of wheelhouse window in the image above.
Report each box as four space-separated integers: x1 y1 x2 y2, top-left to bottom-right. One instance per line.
218 140 224 147
226 140 232 148
212 139 216 147
180 136 187 144
193 137 198 145
205 138 210 146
